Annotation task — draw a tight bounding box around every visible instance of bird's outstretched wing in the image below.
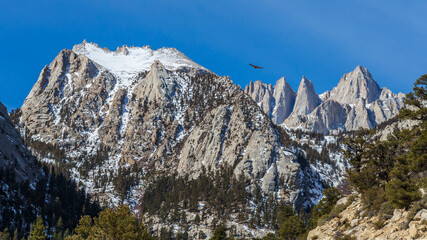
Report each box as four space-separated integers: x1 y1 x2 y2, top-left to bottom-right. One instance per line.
249 64 263 69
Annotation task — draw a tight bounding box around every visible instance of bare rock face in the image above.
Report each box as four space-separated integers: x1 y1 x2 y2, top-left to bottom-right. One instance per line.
133 60 171 103
245 77 296 125
306 100 348 135
330 65 381 104
21 49 112 146
285 99 347 135
319 90 330 102
244 80 274 115
178 101 300 196
0 102 38 182
291 76 321 116
344 98 373 130
0 102 7 119
0 102 40 231
369 87 406 124
284 76 321 128
271 77 296 124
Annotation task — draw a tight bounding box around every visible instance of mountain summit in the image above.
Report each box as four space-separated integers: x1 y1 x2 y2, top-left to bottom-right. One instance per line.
292 76 321 116
72 41 207 79
329 65 381 104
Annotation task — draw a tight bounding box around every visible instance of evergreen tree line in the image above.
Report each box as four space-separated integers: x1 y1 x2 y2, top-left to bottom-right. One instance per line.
139 167 255 225
1 187 342 240
139 165 345 239
202 187 343 240
282 127 344 168
0 162 100 239
0 205 154 240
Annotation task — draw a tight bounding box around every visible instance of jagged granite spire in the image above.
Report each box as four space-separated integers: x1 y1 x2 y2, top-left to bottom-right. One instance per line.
272 77 296 124
244 77 296 125
291 76 321 116
244 80 274 115
330 65 380 104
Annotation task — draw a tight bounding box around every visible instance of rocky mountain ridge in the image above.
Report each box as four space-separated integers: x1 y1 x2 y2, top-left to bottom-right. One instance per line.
8 40 414 238
246 66 406 134
14 41 352 237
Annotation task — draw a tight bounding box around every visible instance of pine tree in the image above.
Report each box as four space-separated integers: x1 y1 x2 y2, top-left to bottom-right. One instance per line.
176 231 188 240
276 205 294 227
384 75 426 209
12 229 18 240
73 215 93 239
399 75 427 121
385 178 421 209
53 217 64 240
0 228 11 240
275 205 305 240
194 214 201 225
307 187 341 229
159 228 172 240
28 216 47 240
210 224 228 240
63 229 70 239
69 205 155 240
278 215 304 240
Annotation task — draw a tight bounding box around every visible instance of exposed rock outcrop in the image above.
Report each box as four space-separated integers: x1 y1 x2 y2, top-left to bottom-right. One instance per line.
369 87 406 124
308 196 427 240
344 98 373 130
305 100 348 135
0 101 42 229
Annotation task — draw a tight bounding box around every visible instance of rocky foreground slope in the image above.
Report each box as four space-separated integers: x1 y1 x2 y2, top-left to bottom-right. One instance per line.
308 195 427 240
245 66 406 134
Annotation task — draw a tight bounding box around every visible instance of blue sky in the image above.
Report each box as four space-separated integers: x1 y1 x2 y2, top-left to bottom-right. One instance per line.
0 0 426 110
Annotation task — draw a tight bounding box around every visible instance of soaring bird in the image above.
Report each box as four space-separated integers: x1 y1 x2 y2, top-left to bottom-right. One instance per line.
249 64 263 69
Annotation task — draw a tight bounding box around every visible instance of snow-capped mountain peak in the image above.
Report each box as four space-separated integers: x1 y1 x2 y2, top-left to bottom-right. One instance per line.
72 40 207 81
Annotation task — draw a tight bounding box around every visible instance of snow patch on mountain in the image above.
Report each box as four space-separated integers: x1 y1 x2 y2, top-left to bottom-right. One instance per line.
73 41 207 82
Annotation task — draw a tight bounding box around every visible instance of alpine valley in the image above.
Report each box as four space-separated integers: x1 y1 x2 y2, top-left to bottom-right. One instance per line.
1 41 425 240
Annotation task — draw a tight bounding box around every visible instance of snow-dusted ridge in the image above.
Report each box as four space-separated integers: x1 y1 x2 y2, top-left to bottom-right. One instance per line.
72 40 208 81
17 40 363 238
